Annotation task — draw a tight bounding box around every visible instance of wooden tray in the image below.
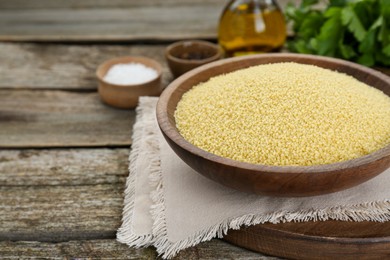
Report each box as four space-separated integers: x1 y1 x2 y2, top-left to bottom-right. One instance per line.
223 221 390 259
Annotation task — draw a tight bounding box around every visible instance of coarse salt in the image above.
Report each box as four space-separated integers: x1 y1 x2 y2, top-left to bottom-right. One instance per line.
104 62 158 85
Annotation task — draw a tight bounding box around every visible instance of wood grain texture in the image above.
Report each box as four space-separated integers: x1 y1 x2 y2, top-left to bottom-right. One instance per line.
261 220 390 238
0 240 157 259
0 0 224 9
0 6 222 42
0 44 387 92
0 184 123 242
0 149 129 186
0 43 172 90
0 148 127 241
0 239 277 259
224 222 390 260
173 239 279 260
0 0 297 42
0 147 276 259
157 53 390 196
0 90 135 148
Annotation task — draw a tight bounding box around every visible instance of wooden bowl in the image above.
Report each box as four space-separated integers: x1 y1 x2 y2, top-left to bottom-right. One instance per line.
157 53 390 197
165 40 222 78
96 56 162 109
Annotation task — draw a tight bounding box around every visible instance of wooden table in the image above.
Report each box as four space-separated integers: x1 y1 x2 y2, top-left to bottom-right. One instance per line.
0 0 285 258
1 0 389 259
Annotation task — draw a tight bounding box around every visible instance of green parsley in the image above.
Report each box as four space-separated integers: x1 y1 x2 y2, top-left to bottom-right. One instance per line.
286 0 390 66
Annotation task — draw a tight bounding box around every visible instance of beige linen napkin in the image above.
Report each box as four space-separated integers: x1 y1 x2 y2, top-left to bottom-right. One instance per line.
117 96 390 259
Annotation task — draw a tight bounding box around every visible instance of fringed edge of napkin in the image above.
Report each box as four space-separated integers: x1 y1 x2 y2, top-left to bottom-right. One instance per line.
152 173 390 259
117 98 155 248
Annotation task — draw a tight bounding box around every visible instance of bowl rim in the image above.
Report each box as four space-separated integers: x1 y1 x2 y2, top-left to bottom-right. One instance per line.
96 56 163 88
165 40 223 65
157 53 390 175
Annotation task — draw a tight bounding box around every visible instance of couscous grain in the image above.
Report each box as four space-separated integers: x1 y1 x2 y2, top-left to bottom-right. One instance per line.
174 62 390 166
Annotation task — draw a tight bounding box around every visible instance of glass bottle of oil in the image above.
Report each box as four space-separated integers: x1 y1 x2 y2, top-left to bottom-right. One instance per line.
218 0 286 57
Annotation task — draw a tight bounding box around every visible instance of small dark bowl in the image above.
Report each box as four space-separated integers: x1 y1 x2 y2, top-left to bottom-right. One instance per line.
165 40 222 78
157 53 390 197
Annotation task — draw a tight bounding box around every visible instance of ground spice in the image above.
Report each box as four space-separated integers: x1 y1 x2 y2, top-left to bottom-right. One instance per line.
174 62 390 166
104 62 158 85
176 52 213 60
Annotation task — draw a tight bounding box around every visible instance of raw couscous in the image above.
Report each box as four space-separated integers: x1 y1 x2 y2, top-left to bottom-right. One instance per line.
174 62 390 166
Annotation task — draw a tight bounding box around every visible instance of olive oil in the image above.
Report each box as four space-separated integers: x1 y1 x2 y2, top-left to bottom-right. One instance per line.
218 0 286 57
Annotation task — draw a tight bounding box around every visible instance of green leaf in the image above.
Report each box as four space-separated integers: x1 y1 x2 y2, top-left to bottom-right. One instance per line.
380 0 390 17
309 38 318 50
285 3 300 21
357 53 375 66
325 7 343 18
353 0 377 29
378 16 390 45
290 39 314 54
315 13 343 56
375 51 390 66
371 16 383 31
341 5 367 41
339 41 356 59
285 3 311 32
383 44 390 56
297 11 324 39
359 28 377 54
329 0 347 7
285 0 390 66
301 0 319 8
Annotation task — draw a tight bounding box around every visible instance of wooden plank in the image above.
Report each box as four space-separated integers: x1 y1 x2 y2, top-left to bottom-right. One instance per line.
0 147 275 258
0 43 172 90
0 240 157 259
0 90 134 148
174 239 277 259
0 43 388 91
0 150 274 258
0 0 294 42
0 149 129 186
0 239 276 259
0 5 223 42
0 184 123 242
0 0 224 9
0 148 125 241
0 0 290 10
0 148 124 241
